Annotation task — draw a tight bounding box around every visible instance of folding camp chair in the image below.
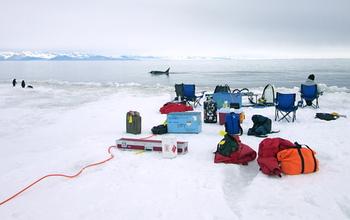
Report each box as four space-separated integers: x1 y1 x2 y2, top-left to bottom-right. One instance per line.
174 83 205 107
175 84 184 99
275 93 303 122
300 84 322 108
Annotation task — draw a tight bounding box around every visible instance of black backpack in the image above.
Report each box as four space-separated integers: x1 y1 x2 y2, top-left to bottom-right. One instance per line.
216 133 239 157
151 124 168 134
248 115 279 137
214 84 231 93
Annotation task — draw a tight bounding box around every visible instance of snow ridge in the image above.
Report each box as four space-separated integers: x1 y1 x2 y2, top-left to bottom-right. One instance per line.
0 51 243 61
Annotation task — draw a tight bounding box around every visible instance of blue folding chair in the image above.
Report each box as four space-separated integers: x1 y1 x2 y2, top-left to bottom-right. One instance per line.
300 84 322 108
275 93 303 122
175 84 205 107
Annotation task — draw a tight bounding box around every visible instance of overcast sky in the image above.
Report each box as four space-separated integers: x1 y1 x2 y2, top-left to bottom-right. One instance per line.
1 0 349 58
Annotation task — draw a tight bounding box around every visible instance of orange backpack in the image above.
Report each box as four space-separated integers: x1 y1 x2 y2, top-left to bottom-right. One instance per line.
277 143 319 175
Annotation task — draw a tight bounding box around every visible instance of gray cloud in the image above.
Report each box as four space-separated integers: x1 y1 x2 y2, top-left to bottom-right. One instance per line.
1 0 349 58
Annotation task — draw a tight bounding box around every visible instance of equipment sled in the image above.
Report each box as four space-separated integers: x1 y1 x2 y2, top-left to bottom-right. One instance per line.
116 138 188 154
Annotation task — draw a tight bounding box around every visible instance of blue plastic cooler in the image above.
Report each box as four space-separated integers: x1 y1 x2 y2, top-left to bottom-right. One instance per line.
212 93 242 109
167 112 202 133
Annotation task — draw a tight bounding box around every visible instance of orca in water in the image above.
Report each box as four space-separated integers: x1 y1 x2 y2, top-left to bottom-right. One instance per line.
149 68 170 75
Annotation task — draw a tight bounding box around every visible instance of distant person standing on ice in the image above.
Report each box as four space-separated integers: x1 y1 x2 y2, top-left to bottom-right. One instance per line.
12 79 17 87
21 80 25 88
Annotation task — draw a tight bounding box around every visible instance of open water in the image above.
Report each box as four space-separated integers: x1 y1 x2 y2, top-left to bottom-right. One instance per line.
0 59 349 89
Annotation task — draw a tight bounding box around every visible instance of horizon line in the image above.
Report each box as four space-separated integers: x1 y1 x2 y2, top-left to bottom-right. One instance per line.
0 51 349 60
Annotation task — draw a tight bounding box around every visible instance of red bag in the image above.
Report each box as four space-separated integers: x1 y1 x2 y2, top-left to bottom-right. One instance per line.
257 138 295 177
159 103 193 114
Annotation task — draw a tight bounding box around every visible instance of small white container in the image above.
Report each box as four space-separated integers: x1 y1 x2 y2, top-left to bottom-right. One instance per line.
162 136 177 159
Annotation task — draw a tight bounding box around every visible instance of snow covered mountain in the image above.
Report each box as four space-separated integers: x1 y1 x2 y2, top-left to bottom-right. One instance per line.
0 51 239 61
0 51 126 61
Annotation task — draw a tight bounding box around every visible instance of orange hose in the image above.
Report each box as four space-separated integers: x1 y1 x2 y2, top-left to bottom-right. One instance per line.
0 145 117 206
140 134 156 139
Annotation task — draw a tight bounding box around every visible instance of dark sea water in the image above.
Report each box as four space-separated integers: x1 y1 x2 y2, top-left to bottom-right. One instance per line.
0 59 349 89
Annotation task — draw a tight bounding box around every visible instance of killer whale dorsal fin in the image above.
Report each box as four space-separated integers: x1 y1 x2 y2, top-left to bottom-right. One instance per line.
149 67 170 75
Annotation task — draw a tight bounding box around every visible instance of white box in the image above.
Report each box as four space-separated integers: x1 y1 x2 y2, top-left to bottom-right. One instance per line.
162 136 177 159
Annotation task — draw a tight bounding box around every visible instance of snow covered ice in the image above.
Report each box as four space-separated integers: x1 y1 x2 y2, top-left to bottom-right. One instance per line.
1 82 350 219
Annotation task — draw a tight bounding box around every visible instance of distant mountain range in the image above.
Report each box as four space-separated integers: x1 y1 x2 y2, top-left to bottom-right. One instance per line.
0 51 236 61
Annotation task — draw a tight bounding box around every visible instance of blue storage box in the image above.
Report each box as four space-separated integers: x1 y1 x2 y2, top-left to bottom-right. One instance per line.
212 93 242 109
167 112 202 133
